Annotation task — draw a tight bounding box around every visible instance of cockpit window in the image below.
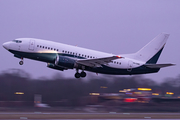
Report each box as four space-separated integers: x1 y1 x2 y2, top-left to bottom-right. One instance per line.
12 40 22 43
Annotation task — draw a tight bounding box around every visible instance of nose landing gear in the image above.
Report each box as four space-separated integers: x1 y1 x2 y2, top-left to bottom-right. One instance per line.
19 58 24 65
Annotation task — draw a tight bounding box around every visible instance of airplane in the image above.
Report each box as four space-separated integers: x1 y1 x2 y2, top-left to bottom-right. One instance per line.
2 33 174 78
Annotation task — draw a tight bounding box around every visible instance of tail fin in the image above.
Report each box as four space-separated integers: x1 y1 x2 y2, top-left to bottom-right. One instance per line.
134 33 170 63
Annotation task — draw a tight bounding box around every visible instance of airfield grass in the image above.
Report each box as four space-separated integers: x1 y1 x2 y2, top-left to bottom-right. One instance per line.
0 112 180 119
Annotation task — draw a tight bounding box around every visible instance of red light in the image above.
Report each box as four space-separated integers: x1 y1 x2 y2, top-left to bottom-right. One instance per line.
124 98 137 102
116 56 121 58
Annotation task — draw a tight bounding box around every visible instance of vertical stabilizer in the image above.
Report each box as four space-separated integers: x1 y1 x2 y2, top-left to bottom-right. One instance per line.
134 33 170 63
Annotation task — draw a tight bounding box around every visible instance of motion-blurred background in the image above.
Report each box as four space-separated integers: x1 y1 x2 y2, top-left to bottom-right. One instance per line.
0 0 180 112
0 69 180 112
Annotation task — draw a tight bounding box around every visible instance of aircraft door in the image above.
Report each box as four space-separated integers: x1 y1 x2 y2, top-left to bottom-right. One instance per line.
127 60 133 72
29 40 35 51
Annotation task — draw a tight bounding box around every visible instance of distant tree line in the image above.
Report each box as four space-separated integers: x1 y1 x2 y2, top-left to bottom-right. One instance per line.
0 69 180 104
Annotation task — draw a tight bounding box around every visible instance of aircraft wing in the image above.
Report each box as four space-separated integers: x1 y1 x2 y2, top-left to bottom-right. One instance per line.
76 56 123 67
144 63 175 68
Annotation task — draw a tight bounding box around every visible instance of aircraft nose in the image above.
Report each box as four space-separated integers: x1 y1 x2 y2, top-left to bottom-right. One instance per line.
2 42 10 50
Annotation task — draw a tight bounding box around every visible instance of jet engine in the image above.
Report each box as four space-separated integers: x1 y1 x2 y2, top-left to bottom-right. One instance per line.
55 56 75 69
47 63 65 71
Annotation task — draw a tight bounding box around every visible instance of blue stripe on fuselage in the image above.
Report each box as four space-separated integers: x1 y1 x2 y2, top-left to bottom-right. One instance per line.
9 50 160 75
86 64 160 75
146 46 164 64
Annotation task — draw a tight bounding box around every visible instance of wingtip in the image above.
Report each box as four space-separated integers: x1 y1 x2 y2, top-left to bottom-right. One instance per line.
170 63 176 66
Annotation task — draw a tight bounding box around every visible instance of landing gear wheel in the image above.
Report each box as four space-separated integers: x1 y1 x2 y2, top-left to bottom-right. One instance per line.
19 61 23 65
80 71 86 77
75 73 81 78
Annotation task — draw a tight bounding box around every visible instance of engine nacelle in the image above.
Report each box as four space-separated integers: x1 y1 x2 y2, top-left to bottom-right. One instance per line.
55 56 75 69
47 63 65 71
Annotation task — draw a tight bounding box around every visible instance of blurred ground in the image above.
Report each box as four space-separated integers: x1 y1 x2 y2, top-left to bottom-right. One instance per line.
0 112 180 119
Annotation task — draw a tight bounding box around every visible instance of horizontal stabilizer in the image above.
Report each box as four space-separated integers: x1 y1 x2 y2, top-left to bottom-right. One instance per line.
144 63 175 68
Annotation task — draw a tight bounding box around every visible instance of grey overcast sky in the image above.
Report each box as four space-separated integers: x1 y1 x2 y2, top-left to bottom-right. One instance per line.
0 0 179 82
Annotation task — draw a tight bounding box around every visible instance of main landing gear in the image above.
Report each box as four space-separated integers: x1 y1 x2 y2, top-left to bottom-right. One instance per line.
75 69 86 78
19 58 24 65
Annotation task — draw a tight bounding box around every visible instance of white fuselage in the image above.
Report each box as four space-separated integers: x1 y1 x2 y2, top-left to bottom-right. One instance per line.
4 38 143 69
4 33 170 78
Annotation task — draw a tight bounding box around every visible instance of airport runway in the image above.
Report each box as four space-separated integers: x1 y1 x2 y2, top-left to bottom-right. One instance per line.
0 112 180 119
6 119 180 120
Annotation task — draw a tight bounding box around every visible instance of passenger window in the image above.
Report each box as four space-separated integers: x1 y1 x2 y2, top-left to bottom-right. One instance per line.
40 46 42 48
48 47 50 49
51 48 53 50
45 47 47 49
37 45 39 47
42 46 44 48
57 49 59 51
62 50 64 52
